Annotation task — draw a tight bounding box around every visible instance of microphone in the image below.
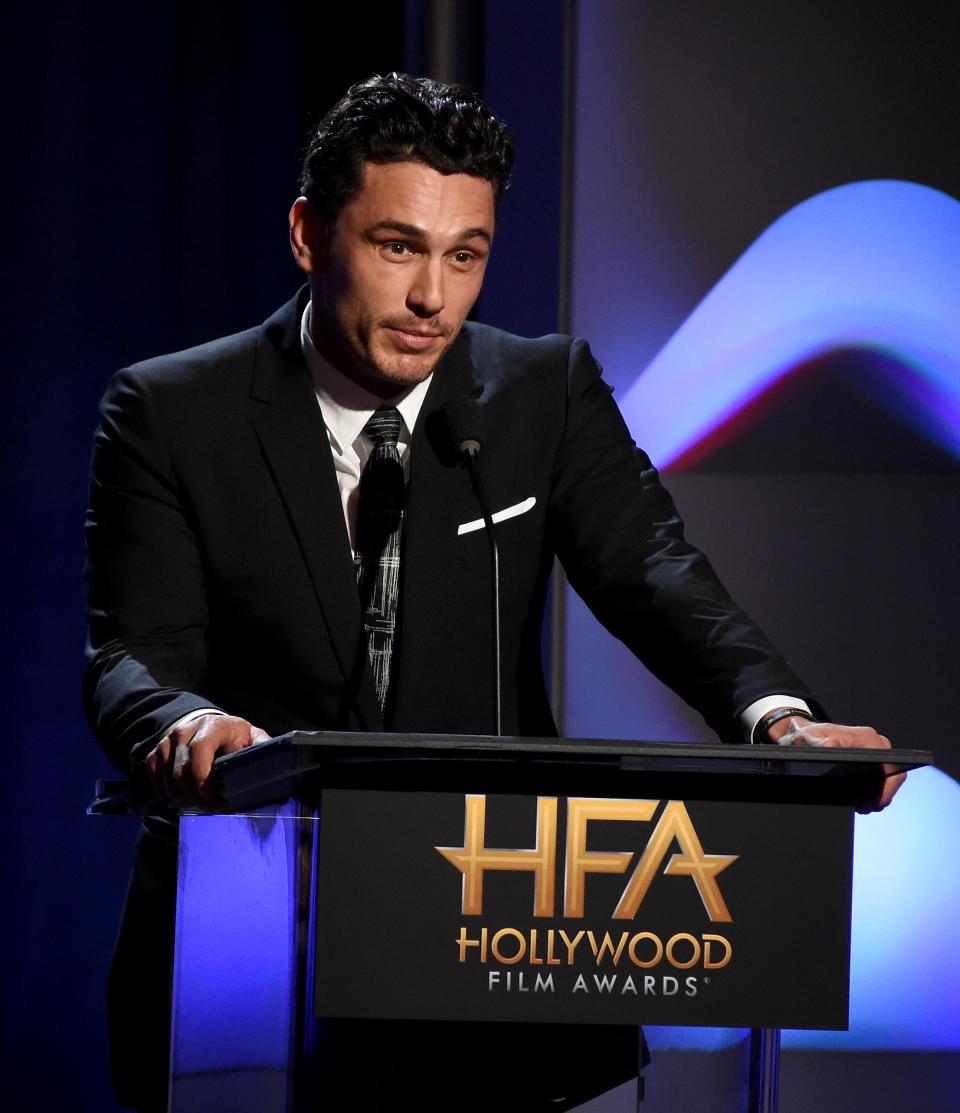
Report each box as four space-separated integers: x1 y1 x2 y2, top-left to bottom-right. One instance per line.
441 394 483 458
441 397 502 737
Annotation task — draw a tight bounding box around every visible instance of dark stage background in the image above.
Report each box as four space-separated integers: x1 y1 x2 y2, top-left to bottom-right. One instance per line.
3 2 957 1109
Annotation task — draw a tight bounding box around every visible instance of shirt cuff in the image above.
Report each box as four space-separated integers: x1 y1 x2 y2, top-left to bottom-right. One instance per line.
741 696 813 744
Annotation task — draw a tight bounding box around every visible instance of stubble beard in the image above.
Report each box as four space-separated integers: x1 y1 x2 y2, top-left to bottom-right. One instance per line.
339 317 459 393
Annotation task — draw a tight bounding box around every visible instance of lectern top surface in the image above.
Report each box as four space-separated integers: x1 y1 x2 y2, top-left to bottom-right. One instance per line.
277 729 930 772
88 731 932 815
205 731 930 812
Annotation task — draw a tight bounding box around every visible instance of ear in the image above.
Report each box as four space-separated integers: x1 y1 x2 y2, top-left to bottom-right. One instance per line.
288 197 326 274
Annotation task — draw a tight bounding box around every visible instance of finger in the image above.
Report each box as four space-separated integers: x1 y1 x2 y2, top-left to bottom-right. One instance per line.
182 717 263 800
793 724 891 751
155 717 268 808
879 765 906 809
216 724 257 756
786 723 903 812
172 727 222 800
855 775 900 813
146 735 179 808
199 723 268 802
198 723 271 808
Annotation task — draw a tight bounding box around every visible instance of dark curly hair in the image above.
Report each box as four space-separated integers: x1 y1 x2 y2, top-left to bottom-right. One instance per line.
298 72 515 224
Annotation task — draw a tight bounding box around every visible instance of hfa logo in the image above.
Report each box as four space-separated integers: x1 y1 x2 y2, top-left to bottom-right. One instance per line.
436 796 738 922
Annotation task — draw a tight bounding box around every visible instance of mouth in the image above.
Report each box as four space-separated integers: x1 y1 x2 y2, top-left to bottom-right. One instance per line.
384 325 446 352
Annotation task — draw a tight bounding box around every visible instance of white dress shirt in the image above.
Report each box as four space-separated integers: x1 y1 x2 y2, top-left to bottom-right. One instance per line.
300 301 433 550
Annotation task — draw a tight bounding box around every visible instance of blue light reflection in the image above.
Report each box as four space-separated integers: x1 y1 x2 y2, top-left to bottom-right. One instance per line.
617 181 960 468
784 767 960 1050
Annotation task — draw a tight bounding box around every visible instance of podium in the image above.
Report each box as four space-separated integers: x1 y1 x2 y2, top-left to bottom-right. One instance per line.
96 732 929 1112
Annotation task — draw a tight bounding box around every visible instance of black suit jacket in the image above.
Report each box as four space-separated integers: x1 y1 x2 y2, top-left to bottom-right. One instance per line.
85 289 820 1109
84 288 817 769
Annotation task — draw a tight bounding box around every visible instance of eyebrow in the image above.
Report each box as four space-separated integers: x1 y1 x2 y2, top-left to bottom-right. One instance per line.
367 220 492 246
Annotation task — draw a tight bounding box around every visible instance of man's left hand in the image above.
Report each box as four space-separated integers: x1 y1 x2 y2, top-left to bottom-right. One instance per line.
765 716 905 812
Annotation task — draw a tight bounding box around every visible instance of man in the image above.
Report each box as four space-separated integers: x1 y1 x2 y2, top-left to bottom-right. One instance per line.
85 73 901 1112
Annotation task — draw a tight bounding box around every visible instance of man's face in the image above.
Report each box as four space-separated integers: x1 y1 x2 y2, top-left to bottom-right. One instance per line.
296 161 496 396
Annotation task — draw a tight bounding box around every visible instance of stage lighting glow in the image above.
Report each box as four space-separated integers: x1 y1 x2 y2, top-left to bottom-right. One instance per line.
171 806 300 1074
783 766 960 1050
616 181 960 467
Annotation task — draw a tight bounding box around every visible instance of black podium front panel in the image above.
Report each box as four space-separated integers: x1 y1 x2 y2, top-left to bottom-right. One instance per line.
314 788 853 1030
156 736 930 1111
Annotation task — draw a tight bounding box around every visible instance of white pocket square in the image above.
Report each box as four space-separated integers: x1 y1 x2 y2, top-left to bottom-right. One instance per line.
457 496 537 536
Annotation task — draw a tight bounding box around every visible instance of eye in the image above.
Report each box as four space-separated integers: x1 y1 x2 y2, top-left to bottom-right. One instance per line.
450 249 485 270
383 241 412 257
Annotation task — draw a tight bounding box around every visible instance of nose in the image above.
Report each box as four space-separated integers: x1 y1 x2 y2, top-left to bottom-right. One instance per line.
406 257 444 318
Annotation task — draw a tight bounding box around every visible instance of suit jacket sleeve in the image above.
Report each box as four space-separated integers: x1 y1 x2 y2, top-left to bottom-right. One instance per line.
548 338 821 741
83 365 223 773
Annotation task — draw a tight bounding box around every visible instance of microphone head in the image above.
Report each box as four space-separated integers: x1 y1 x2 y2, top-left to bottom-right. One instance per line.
441 396 484 458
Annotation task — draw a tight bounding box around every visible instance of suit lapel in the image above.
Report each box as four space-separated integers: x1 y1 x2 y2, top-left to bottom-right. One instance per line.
248 293 382 731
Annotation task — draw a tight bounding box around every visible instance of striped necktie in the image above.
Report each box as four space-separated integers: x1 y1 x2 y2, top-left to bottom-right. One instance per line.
355 405 405 714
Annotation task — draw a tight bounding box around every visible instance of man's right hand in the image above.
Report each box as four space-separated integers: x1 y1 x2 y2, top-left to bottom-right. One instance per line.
145 713 270 809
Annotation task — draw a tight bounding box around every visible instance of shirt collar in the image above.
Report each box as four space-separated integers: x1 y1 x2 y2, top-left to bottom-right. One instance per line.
300 300 432 456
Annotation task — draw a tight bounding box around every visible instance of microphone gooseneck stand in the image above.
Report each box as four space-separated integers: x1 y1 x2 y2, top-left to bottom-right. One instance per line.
441 397 502 737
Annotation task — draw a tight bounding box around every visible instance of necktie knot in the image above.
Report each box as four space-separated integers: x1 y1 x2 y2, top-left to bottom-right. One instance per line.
363 405 402 449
